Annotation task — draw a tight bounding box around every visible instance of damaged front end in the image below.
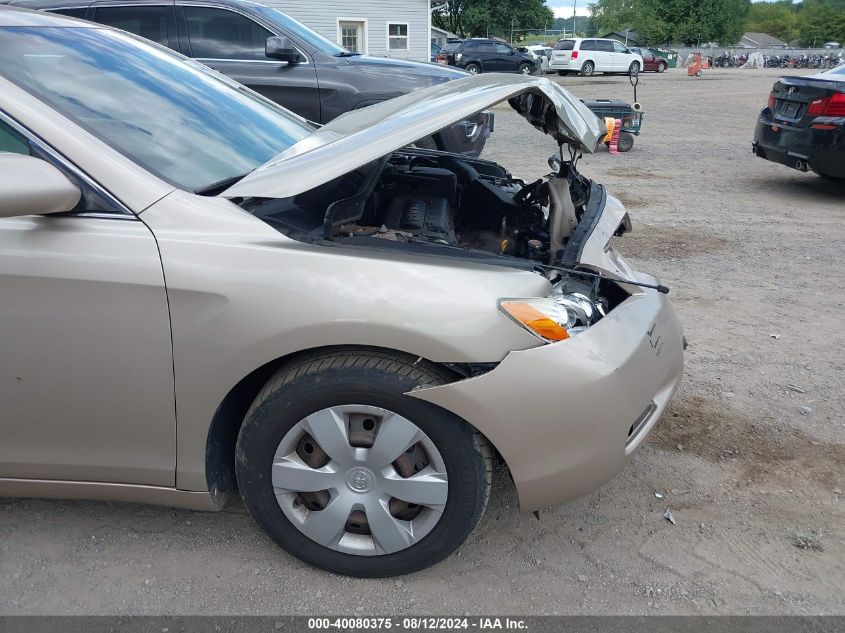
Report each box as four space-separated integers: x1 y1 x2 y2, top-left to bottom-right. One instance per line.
221 76 640 339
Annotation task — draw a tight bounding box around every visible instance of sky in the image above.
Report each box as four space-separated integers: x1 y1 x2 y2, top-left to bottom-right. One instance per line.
548 1 592 19
547 0 785 19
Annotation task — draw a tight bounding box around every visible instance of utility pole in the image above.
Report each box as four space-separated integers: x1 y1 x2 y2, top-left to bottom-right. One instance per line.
571 0 577 36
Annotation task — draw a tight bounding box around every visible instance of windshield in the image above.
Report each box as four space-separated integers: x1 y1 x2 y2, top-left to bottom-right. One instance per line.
0 26 312 192
555 40 575 51
250 5 351 56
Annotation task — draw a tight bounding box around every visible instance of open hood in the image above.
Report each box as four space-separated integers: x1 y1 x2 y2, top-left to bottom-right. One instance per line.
222 74 605 200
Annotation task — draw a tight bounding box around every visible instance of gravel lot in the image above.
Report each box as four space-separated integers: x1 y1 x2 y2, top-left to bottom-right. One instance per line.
1 68 843 616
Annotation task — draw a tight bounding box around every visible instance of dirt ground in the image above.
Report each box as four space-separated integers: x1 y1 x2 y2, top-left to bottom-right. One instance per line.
1 68 843 616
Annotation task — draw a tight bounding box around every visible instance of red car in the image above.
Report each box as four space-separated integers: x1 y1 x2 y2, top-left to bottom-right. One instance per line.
630 48 669 72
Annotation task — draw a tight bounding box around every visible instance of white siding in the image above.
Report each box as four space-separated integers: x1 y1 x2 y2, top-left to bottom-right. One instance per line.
264 0 430 62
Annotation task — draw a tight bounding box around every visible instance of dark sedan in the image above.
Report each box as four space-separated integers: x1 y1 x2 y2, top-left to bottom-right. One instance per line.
1 0 491 155
753 66 845 180
630 48 668 72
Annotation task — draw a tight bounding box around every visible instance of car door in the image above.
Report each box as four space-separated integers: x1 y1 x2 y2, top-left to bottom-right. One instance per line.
176 4 321 122
494 42 519 71
594 40 615 71
0 116 177 486
612 40 633 71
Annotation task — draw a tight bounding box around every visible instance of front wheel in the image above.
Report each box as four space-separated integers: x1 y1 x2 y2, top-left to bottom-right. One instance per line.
657 62 667 73
235 349 492 577
465 63 481 75
580 61 595 77
519 62 533 75
628 61 640 76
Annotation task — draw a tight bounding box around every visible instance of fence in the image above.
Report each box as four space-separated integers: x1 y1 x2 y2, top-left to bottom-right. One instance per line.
674 46 843 60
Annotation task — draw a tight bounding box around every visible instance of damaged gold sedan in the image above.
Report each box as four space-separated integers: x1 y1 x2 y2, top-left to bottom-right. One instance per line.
0 8 683 577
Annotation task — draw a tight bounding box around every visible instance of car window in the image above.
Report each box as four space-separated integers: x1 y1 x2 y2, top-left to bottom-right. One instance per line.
477 42 496 54
554 39 574 51
250 4 348 56
48 7 87 18
612 41 629 54
580 40 595 51
0 26 312 192
443 42 461 52
92 6 171 47
184 6 272 60
0 120 31 155
495 43 512 55
596 40 614 52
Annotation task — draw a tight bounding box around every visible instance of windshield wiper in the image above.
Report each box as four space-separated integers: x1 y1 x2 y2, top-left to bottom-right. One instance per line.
194 172 251 196
335 51 362 57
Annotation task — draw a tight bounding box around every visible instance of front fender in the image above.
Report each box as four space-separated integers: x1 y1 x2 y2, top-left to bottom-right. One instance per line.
141 192 549 490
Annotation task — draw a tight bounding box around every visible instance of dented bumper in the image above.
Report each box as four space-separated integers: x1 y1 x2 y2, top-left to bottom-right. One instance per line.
410 283 684 512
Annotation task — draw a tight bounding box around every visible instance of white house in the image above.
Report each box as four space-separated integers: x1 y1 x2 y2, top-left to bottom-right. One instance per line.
265 0 432 62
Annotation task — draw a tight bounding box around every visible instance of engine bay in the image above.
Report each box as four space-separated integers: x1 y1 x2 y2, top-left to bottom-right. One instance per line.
243 149 604 268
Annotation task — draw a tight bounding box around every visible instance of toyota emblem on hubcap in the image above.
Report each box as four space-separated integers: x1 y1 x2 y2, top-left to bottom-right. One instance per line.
347 468 373 493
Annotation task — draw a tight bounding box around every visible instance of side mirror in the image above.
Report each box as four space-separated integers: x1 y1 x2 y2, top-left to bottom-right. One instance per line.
0 153 80 218
266 36 302 63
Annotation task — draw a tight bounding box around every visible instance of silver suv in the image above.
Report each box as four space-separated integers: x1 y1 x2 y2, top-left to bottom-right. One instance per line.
550 37 643 76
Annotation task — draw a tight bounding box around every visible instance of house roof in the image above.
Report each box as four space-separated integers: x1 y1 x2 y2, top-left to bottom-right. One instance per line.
600 29 641 44
740 32 786 47
431 26 458 38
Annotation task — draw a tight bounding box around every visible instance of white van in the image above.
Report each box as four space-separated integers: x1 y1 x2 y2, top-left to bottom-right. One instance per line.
549 38 643 76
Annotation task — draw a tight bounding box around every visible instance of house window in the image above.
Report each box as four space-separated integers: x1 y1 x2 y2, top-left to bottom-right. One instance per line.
339 20 365 53
387 23 408 51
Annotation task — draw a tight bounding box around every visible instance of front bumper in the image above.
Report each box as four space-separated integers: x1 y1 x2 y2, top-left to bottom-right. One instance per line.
410 283 684 511
753 109 845 178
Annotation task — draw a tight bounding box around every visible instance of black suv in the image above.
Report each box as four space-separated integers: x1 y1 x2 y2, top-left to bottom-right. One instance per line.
3 0 491 155
444 39 537 75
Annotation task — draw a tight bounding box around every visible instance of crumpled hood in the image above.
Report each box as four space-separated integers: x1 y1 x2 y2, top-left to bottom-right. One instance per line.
222 74 605 200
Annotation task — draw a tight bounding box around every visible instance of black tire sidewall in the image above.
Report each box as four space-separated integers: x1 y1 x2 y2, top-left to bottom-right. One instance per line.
466 63 481 74
618 132 635 152
658 62 666 72
519 63 532 75
581 61 594 76
236 360 488 577
629 62 640 76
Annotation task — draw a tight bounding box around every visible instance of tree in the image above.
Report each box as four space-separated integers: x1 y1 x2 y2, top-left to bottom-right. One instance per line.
432 0 555 38
746 1 799 43
590 0 636 34
797 0 845 45
552 15 598 36
590 0 749 45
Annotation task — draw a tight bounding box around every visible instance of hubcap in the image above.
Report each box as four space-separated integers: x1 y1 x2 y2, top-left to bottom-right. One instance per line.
271 405 448 556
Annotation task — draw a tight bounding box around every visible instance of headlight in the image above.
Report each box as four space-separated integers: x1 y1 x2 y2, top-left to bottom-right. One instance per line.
499 293 601 343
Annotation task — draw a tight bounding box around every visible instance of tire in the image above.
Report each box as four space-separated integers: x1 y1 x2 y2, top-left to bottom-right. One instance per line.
617 132 635 152
465 63 481 75
580 61 595 77
657 62 667 73
235 349 493 578
628 61 640 76
519 62 533 75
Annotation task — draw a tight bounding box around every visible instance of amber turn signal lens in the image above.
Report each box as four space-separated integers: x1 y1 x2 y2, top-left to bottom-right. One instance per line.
500 301 570 342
